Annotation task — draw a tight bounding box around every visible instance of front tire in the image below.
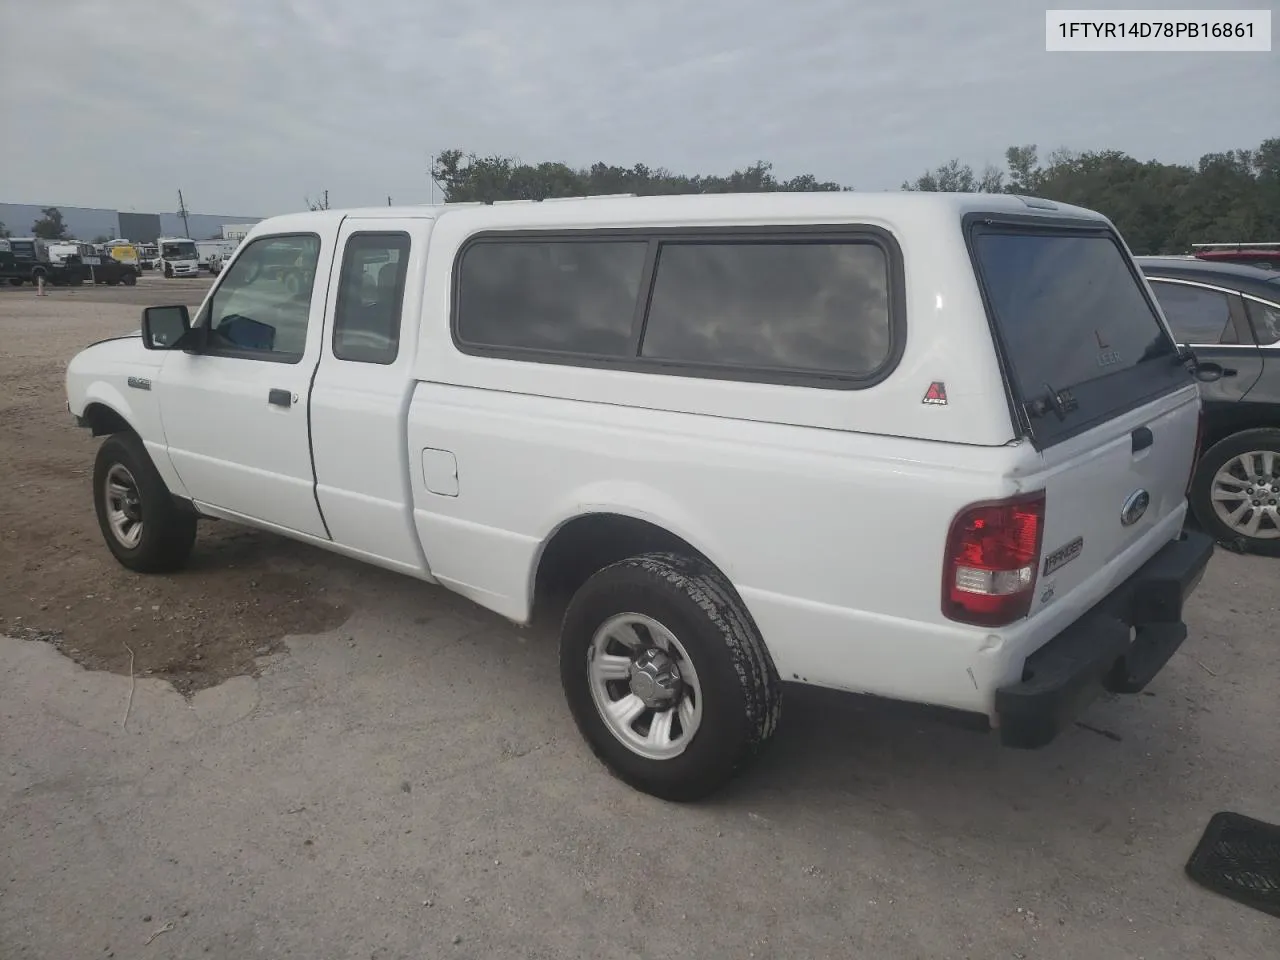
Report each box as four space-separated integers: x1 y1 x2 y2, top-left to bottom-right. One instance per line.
560 552 782 801
122 271 137 286
93 433 197 572
1190 428 1280 556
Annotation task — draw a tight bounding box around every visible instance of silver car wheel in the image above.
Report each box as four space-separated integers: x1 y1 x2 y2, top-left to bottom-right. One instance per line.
587 612 703 761
1210 450 1280 540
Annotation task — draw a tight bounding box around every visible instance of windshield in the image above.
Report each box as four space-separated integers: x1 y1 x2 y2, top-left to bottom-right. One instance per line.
162 241 197 260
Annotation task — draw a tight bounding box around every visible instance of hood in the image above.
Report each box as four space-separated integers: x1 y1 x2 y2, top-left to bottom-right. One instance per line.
68 332 161 374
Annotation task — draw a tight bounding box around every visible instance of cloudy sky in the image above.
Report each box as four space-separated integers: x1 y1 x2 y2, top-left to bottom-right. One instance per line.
2 0 1274 216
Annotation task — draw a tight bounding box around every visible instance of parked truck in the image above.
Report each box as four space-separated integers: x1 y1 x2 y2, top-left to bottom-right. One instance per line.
0 239 16 283
47 242 98 285
104 241 142 270
88 252 140 286
5 237 85 286
195 239 238 272
65 194 1213 801
152 237 200 278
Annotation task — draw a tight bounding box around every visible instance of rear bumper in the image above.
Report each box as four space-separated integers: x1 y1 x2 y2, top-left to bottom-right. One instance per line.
994 529 1214 749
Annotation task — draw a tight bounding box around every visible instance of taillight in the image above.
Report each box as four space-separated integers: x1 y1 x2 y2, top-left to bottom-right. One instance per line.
942 492 1046 627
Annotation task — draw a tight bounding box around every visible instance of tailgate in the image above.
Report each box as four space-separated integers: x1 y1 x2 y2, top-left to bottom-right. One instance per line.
1033 388 1199 601
968 217 1200 604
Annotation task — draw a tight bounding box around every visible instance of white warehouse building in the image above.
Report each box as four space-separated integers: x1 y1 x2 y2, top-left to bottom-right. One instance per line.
220 224 259 242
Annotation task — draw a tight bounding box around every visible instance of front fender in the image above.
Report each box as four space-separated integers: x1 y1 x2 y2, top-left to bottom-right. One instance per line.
66 336 151 414
76 380 137 425
65 342 189 498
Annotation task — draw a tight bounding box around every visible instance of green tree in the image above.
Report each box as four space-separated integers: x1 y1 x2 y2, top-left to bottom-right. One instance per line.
1254 138 1280 239
902 158 975 192
32 207 69 240
92 234 110 244
0 220 9 238
1004 145 1042 194
431 150 849 203
901 138 1280 254
427 141 1280 255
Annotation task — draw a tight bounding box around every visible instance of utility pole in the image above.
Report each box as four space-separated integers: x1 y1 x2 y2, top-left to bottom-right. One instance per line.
428 154 435 205
387 195 392 207
177 189 191 238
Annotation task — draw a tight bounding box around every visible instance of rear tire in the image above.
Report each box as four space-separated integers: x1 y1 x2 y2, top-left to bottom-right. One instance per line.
1190 428 1280 557
93 433 197 573
122 271 137 286
560 552 782 801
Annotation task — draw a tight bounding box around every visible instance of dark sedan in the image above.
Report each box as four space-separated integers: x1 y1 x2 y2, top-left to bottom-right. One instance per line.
1138 256 1280 555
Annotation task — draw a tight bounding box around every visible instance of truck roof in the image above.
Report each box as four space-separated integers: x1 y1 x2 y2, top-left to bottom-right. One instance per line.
245 192 1111 237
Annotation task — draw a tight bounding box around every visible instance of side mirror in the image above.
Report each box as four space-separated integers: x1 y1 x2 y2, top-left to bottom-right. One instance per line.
141 305 191 350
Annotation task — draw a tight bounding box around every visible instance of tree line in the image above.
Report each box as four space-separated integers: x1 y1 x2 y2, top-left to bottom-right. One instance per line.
7 140 1275 256
431 139 1279 254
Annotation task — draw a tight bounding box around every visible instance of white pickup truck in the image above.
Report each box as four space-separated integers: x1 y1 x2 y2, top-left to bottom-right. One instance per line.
66 193 1214 800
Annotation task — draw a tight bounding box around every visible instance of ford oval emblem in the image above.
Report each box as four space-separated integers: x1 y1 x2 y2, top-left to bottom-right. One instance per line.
1121 489 1151 527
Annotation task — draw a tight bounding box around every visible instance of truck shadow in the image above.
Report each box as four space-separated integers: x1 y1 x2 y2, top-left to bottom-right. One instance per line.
178 525 1246 859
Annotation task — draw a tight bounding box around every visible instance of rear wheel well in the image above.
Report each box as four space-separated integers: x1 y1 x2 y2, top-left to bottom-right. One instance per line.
533 514 715 623
1203 406 1280 454
82 403 134 438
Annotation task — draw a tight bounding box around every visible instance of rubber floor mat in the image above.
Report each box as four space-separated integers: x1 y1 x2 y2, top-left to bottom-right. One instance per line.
1185 811 1280 918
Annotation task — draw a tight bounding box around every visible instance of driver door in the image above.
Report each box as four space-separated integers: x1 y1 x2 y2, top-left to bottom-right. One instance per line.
156 228 337 539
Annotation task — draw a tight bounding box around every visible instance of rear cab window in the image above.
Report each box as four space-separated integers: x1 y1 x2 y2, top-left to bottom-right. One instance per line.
333 232 411 364
967 217 1191 447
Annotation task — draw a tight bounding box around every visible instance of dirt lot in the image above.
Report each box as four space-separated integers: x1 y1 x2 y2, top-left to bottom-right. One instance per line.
1 279 1278 958
0 277 368 694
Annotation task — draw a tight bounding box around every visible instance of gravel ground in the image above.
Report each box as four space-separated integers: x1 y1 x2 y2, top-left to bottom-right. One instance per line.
1 281 1277 959
1 276 362 694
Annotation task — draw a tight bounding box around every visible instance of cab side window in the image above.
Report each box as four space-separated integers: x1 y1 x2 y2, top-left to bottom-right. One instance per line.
1149 280 1238 345
332 233 410 364
206 234 321 362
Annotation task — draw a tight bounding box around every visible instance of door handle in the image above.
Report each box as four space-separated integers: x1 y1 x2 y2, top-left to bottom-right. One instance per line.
1194 362 1237 382
268 388 292 408
1131 426 1154 453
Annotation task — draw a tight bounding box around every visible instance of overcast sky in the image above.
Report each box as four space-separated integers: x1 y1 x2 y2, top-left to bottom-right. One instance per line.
1 0 1274 216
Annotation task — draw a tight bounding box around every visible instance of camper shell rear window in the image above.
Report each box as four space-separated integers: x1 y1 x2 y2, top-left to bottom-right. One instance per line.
966 214 1192 448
